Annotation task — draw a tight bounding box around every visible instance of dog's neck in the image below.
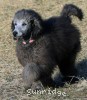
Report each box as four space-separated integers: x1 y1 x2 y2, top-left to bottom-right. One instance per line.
16 37 35 48
22 38 35 45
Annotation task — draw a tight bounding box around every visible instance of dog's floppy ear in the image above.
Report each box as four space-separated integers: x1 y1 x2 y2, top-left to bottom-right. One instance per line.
11 20 15 31
31 18 42 36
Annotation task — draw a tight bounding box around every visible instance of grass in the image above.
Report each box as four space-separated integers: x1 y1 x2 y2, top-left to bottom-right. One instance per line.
0 0 87 99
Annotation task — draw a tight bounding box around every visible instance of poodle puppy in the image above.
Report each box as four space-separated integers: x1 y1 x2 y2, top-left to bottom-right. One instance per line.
11 4 83 90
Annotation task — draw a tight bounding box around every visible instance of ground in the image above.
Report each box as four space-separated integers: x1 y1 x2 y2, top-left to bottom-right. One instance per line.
0 0 87 100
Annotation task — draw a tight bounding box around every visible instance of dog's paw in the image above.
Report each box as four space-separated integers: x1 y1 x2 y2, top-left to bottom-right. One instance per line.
31 81 44 90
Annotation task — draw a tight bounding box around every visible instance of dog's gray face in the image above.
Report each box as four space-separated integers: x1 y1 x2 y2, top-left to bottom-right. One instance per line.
11 9 42 40
13 19 29 37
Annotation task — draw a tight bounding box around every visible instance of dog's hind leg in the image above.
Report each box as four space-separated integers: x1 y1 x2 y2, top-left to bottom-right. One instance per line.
58 42 81 84
59 57 78 84
40 76 56 88
58 52 79 83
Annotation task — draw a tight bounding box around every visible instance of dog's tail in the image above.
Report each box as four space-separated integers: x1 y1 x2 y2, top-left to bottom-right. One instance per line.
61 4 83 20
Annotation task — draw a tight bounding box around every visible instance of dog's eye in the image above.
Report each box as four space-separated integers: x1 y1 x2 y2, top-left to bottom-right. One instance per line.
30 20 34 24
22 23 27 26
14 23 17 26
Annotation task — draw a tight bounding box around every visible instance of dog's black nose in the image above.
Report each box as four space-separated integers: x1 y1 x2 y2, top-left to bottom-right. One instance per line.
13 31 18 37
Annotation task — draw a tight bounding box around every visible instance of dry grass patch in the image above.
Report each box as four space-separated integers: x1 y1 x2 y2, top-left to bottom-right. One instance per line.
0 0 87 99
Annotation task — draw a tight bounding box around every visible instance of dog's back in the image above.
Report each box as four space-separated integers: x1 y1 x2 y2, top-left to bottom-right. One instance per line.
43 4 83 35
42 4 83 63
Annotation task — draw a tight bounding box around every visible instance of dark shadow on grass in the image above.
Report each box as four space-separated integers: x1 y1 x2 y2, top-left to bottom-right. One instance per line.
76 59 87 79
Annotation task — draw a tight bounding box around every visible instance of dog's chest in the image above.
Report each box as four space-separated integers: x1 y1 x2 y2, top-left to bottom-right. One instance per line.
16 44 33 66
16 38 52 67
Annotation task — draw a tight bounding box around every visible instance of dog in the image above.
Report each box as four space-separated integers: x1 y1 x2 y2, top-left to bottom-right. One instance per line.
11 4 83 90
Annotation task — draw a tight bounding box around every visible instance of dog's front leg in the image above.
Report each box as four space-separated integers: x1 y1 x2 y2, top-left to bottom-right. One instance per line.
22 63 44 90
